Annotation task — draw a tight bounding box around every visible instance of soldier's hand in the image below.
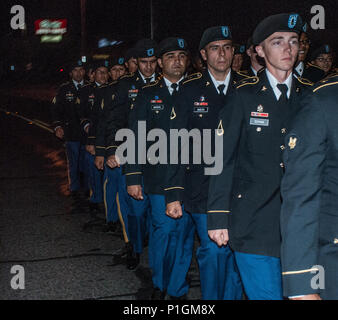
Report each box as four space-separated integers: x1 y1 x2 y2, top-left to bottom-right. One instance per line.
166 201 183 219
208 229 229 247
55 127 64 139
106 155 120 169
94 156 105 170
290 294 322 300
85 145 95 155
127 185 143 200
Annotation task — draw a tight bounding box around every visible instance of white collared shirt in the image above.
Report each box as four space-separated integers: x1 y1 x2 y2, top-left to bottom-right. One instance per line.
164 76 184 95
294 61 304 77
139 71 156 84
208 69 231 95
251 66 258 76
73 80 84 90
265 69 293 100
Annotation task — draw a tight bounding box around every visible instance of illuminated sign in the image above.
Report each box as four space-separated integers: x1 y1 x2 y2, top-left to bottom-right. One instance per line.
98 38 123 48
35 19 67 35
41 35 63 43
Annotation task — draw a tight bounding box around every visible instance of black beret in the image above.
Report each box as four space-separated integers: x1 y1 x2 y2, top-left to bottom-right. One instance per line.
110 56 125 67
246 37 253 49
92 59 110 71
125 47 138 61
234 44 246 55
199 26 232 50
134 38 157 58
252 13 303 45
68 59 85 72
310 44 333 61
156 37 188 57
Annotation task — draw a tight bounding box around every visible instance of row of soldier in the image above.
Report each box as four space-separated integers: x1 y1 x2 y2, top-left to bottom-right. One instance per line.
50 12 337 300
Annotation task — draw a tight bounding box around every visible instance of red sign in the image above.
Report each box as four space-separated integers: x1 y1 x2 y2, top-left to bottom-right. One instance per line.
35 19 67 35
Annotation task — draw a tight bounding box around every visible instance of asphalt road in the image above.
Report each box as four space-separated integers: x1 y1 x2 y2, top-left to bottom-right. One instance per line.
0 91 201 300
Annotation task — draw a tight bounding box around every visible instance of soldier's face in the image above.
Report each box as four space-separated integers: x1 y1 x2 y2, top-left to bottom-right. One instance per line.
232 54 244 72
71 67 85 82
94 67 109 85
200 40 234 74
313 53 333 73
137 56 157 78
256 32 299 73
110 65 126 81
125 58 138 74
298 32 310 62
158 50 188 79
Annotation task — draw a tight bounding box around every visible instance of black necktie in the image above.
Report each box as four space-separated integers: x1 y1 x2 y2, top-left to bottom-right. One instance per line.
145 77 152 84
218 84 225 96
277 84 288 103
171 83 178 95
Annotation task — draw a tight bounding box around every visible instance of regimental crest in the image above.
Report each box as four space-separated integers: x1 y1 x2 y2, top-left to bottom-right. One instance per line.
240 45 245 53
288 136 297 150
217 120 224 136
257 105 264 112
288 14 299 29
325 45 330 53
118 57 124 65
200 96 205 102
178 38 185 49
170 107 176 120
147 48 154 57
221 26 229 38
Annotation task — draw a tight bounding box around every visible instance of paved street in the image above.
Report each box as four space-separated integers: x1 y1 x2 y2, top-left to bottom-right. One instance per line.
0 89 201 300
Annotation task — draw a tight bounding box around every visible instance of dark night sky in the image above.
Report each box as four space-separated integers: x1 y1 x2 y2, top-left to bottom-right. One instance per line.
1 0 338 73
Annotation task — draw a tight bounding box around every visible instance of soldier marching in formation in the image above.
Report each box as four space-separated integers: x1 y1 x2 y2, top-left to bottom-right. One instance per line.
51 11 337 300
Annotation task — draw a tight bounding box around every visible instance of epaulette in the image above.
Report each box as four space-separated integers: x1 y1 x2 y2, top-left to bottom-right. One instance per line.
319 72 338 83
105 80 118 87
306 62 324 71
120 72 135 80
81 83 92 88
313 75 338 93
296 76 314 86
182 72 202 85
236 76 259 89
236 70 250 78
60 81 70 88
142 79 160 89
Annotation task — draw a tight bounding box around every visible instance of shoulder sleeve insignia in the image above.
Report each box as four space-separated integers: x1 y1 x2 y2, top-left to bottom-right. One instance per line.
182 72 202 85
296 76 314 86
236 76 259 89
